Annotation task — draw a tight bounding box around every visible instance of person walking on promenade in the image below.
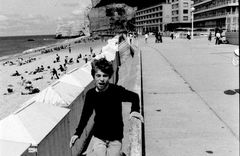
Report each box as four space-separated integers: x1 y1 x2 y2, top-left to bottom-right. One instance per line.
159 31 163 43
155 31 159 43
145 32 149 43
170 31 174 40
208 31 212 42
215 31 221 45
187 31 191 40
69 58 143 156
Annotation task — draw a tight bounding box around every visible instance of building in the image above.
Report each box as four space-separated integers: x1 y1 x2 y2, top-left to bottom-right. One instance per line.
135 3 172 34
193 0 239 44
193 0 239 30
135 0 194 33
169 0 194 29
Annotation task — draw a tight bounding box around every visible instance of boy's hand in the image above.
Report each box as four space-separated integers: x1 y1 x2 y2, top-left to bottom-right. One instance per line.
69 135 79 148
129 111 144 123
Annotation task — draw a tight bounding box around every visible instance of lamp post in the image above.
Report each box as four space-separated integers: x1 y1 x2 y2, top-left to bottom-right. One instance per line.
191 7 195 39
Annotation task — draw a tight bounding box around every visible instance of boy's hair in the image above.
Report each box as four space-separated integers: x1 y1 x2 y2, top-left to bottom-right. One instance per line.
91 57 114 78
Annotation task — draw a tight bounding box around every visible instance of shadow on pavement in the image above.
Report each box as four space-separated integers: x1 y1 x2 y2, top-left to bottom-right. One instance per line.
224 89 239 95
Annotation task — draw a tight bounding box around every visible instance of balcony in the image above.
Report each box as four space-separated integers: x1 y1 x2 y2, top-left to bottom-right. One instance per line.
194 12 228 21
193 0 212 7
136 10 163 18
194 0 239 14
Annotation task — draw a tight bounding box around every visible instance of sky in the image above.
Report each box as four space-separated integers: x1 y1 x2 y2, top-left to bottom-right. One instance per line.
0 0 92 36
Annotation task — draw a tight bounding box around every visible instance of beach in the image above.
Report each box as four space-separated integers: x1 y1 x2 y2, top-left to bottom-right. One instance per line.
0 38 106 120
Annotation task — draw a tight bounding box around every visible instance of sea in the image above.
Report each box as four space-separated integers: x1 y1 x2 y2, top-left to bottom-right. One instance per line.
0 35 66 61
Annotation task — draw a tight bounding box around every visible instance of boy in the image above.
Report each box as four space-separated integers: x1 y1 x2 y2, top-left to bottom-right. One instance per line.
70 58 143 156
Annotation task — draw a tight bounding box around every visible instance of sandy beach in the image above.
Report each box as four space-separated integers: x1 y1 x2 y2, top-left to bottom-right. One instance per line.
0 38 106 120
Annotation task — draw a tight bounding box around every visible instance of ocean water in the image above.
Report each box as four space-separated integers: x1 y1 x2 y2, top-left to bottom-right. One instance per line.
0 35 65 59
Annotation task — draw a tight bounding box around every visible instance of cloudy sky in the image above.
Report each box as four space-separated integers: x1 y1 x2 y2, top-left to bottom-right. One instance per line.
0 0 91 36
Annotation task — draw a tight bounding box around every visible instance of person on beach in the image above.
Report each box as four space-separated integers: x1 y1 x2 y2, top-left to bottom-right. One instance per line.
78 53 82 59
4 87 14 95
56 54 60 62
69 45 71 53
21 84 40 95
83 55 88 63
63 64 68 72
51 68 59 79
11 70 21 76
40 65 44 71
90 47 93 54
20 76 27 86
69 58 143 156
64 56 68 64
58 65 65 72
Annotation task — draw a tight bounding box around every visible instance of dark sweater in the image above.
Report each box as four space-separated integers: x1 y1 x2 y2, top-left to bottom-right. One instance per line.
74 83 140 141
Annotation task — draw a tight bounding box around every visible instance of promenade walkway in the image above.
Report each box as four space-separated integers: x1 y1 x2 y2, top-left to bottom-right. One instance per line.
136 36 239 156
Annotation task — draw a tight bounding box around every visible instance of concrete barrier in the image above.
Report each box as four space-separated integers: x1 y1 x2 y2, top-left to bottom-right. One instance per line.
226 32 239 45
117 42 143 156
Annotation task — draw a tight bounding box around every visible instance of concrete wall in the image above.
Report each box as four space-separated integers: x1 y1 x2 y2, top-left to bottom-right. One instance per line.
226 32 239 45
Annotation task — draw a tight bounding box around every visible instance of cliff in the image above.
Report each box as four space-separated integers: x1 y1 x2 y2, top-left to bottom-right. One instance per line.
89 3 137 35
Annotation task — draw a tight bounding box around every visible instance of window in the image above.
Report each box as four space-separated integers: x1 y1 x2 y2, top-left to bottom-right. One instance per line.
233 17 236 23
183 10 188 14
172 17 179 22
183 2 188 7
172 10 179 15
183 16 188 21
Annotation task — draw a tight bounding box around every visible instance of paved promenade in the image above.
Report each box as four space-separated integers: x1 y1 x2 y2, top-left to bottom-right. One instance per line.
136 36 239 156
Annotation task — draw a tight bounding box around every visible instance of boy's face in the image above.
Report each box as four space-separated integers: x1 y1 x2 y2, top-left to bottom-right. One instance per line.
94 69 110 92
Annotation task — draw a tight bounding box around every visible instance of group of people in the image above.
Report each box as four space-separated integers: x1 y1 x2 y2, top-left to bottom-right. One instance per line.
20 80 40 95
29 65 45 75
16 57 37 66
3 57 37 66
207 30 226 45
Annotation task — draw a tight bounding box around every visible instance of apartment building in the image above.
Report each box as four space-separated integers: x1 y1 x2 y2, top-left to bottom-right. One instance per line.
135 0 194 33
170 0 194 28
193 0 239 31
135 3 171 34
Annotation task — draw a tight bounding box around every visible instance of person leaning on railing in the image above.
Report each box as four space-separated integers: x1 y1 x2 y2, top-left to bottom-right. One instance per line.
70 57 143 156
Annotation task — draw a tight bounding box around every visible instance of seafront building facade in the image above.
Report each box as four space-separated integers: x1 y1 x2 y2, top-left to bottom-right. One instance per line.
135 3 171 33
193 0 239 31
135 0 194 33
193 0 239 44
169 0 194 29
